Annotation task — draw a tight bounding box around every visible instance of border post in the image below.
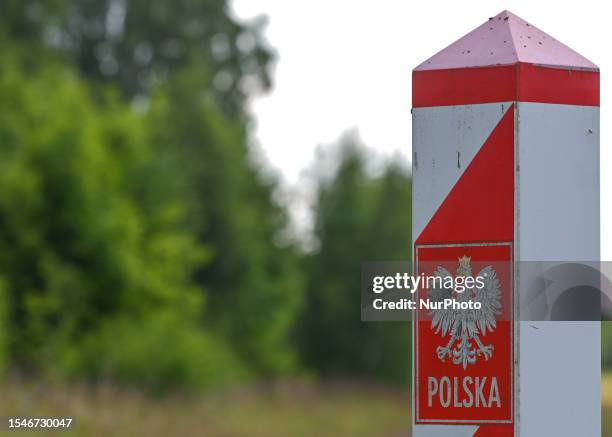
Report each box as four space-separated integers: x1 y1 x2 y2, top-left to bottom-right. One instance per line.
412 10 600 436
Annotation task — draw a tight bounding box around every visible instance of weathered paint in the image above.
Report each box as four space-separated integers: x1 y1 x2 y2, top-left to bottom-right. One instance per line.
413 102 515 435
414 10 597 71
516 103 599 261
412 102 512 239
516 102 600 436
413 64 599 108
412 10 600 437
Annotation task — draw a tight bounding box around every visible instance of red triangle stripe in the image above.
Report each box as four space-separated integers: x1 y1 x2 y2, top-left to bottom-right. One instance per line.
415 104 514 244
473 424 514 437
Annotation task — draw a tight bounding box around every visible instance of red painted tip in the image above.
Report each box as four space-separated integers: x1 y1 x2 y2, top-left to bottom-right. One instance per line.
414 10 598 72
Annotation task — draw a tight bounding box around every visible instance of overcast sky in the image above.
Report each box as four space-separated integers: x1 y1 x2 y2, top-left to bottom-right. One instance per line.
232 0 611 258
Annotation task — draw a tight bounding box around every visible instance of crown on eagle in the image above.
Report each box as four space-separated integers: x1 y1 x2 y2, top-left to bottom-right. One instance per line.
458 255 471 269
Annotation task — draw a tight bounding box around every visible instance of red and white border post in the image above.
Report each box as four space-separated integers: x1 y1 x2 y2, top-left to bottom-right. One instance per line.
412 10 600 436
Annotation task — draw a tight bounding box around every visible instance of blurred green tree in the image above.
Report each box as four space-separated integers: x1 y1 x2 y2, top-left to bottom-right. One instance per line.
299 137 412 384
0 0 304 390
146 63 304 375
0 52 248 390
0 0 448 391
0 0 272 115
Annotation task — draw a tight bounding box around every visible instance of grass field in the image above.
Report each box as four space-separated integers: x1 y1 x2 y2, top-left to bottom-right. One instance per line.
0 379 409 436
604 373 612 436
0 376 610 436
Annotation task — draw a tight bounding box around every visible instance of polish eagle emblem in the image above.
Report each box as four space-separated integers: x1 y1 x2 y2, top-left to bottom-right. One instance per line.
428 256 502 369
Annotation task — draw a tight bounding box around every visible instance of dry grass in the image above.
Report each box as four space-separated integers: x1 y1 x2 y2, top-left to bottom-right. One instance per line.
0 379 409 437
0 376 610 436
604 373 612 436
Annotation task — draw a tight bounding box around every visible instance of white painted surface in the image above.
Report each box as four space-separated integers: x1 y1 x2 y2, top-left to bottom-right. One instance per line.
517 103 599 262
517 102 600 436
412 102 512 240
518 321 600 436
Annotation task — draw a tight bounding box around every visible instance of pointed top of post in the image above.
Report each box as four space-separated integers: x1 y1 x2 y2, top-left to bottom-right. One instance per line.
414 10 598 72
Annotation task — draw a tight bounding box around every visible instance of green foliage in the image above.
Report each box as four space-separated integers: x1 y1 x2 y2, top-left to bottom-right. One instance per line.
299 139 412 384
59 312 247 393
0 18 303 389
0 0 424 393
0 54 206 380
147 64 304 375
0 0 273 115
